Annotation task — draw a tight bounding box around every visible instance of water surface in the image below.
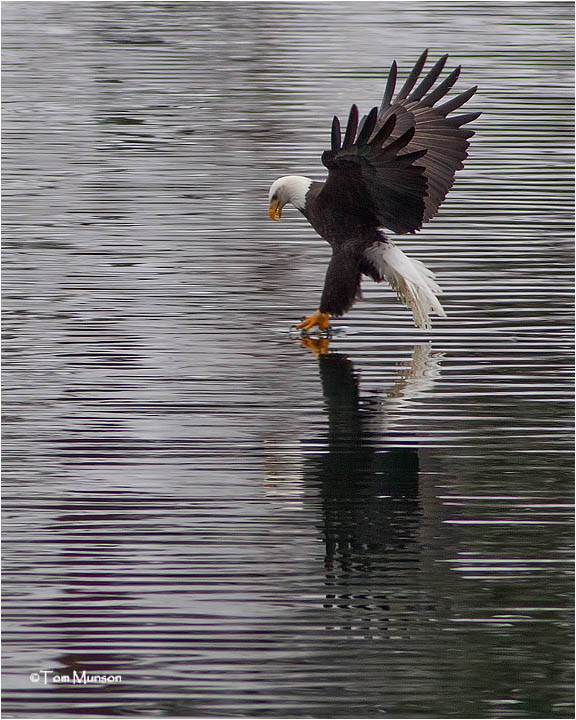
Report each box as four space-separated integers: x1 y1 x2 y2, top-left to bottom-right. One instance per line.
2 2 574 718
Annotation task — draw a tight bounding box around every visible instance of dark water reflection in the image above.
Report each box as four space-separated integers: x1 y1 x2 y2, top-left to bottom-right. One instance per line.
304 348 422 575
2 2 574 718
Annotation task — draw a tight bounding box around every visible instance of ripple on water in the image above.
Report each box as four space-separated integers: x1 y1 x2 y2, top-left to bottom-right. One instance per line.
2 2 574 718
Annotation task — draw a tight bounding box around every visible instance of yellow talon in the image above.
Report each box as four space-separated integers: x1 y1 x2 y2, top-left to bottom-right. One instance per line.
295 310 331 332
298 337 330 356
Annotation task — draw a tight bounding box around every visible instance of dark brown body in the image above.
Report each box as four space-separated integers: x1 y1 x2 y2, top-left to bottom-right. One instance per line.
301 182 386 317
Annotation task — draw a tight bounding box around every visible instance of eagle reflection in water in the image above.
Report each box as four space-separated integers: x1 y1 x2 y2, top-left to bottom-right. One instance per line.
296 343 441 585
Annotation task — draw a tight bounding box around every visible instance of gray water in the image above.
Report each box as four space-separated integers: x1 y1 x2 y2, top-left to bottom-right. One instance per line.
2 2 574 718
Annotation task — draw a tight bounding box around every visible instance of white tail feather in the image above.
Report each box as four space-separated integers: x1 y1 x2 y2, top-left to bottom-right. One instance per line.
365 240 447 330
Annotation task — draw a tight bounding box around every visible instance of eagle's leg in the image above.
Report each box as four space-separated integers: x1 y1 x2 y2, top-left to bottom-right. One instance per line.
295 310 330 332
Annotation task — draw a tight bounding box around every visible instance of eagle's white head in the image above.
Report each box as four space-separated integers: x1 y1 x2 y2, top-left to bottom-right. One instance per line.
268 175 313 220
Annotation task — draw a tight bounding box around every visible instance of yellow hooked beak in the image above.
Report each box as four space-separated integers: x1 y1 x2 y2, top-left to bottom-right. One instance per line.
268 199 282 221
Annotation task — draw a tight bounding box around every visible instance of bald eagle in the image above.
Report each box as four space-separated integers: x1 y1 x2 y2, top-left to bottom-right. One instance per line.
268 50 479 332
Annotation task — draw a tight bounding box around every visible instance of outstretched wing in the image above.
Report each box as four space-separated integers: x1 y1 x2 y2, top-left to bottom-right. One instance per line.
320 105 429 234
320 51 480 234
377 49 480 222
